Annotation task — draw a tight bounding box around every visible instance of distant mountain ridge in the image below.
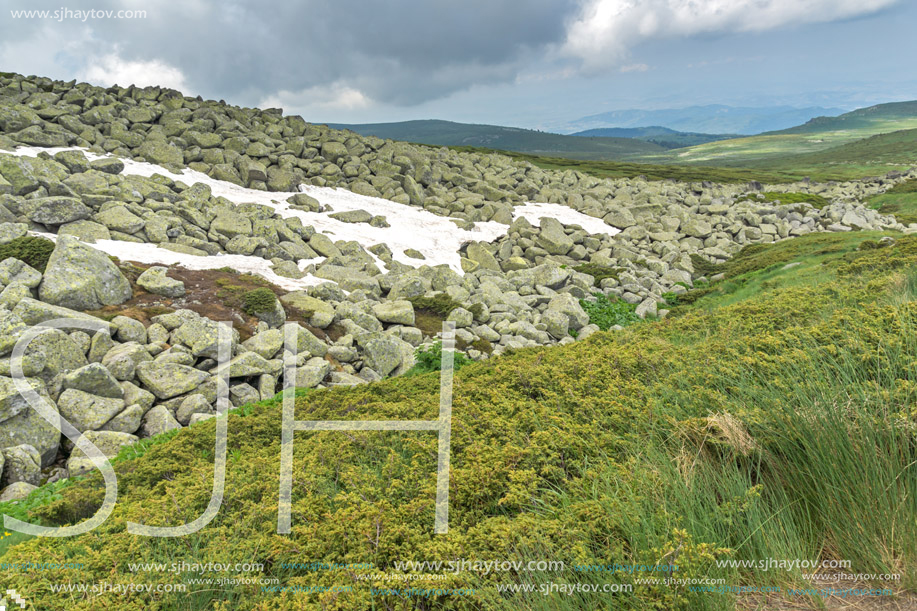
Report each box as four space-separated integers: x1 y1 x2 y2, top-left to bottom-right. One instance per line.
327 119 667 160
563 104 847 135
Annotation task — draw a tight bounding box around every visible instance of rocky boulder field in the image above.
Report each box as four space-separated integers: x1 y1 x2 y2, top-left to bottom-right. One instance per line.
0 71 914 495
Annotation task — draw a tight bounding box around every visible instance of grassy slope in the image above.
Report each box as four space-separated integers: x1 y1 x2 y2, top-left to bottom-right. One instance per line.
626 101 917 176
3 231 916 610
327 119 667 160
869 177 917 225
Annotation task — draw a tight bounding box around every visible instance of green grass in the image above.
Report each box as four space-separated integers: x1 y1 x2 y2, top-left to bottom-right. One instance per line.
3 232 917 610
736 191 830 209
579 292 642 330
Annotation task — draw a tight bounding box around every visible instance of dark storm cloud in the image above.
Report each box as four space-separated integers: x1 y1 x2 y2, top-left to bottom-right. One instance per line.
1 0 577 105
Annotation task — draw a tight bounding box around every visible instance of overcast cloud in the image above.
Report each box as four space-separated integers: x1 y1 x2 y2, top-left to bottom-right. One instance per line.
0 0 913 125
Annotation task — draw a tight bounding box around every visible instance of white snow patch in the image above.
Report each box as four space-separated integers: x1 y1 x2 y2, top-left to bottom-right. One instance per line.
512 203 618 237
10 146 618 286
30 231 327 291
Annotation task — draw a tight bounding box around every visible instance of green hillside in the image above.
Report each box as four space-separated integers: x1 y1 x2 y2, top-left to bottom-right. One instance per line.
328 119 666 160
771 101 917 134
571 126 739 149
631 101 917 174
4 230 915 610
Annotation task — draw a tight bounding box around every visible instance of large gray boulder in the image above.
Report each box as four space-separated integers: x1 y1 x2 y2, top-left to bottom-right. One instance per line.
101 342 153 380
66 430 138 476
362 335 407 377
61 363 124 399
135 362 211 400
0 258 42 289
0 378 60 467
372 300 415 325
26 196 91 226
139 405 181 437
535 218 574 255
38 236 132 310
136 266 185 297
546 293 590 331
0 481 37 502
57 388 125 433
1 444 42 486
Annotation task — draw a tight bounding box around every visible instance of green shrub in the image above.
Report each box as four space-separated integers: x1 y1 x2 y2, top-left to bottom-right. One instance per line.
241 288 277 315
404 341 472 376
579 292 641 330
0 236 55 271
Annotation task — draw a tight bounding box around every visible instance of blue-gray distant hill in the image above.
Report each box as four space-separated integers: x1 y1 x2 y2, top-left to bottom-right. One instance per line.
563 105 846 135
325 119 667 160
571 126 740 148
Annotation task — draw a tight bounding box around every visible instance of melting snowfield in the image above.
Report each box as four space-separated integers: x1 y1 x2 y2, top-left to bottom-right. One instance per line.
11 146 619 287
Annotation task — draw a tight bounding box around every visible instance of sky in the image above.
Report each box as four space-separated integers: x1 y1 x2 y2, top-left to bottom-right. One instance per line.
1 0 916 131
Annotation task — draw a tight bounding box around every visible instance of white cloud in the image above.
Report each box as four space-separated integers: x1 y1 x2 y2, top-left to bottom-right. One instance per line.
563 0 901 70
620 63 649 73
81 52 188 90
259 82 373 115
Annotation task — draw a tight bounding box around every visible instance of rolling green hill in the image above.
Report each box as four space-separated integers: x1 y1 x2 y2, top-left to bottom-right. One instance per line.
571 126 739 148
327 119 667 160
629 101 917 175
770 101 917 134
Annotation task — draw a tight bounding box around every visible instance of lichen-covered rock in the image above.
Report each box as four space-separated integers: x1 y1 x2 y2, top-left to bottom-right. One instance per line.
101 342 152 380
294 361 331 388
139 405 181 437
0 481 37 502
26 196 91 225
61 363 123 399
0 257 41 289
214 351 272 378
94 205 145 234
362 335 407 377
98 403 144 434
546 293 590 331
138 140 183 166
293 325 328 357
175 394 212 425
110 316 146 344
136 266 185 297
0 443 41 486
66 430 138 476
372 300 415 325
0 378 60 466
135 362 211 400
279 292 335 328
241 329 283 359
38 236 132 310
57 388 125 432
57 220 112 243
